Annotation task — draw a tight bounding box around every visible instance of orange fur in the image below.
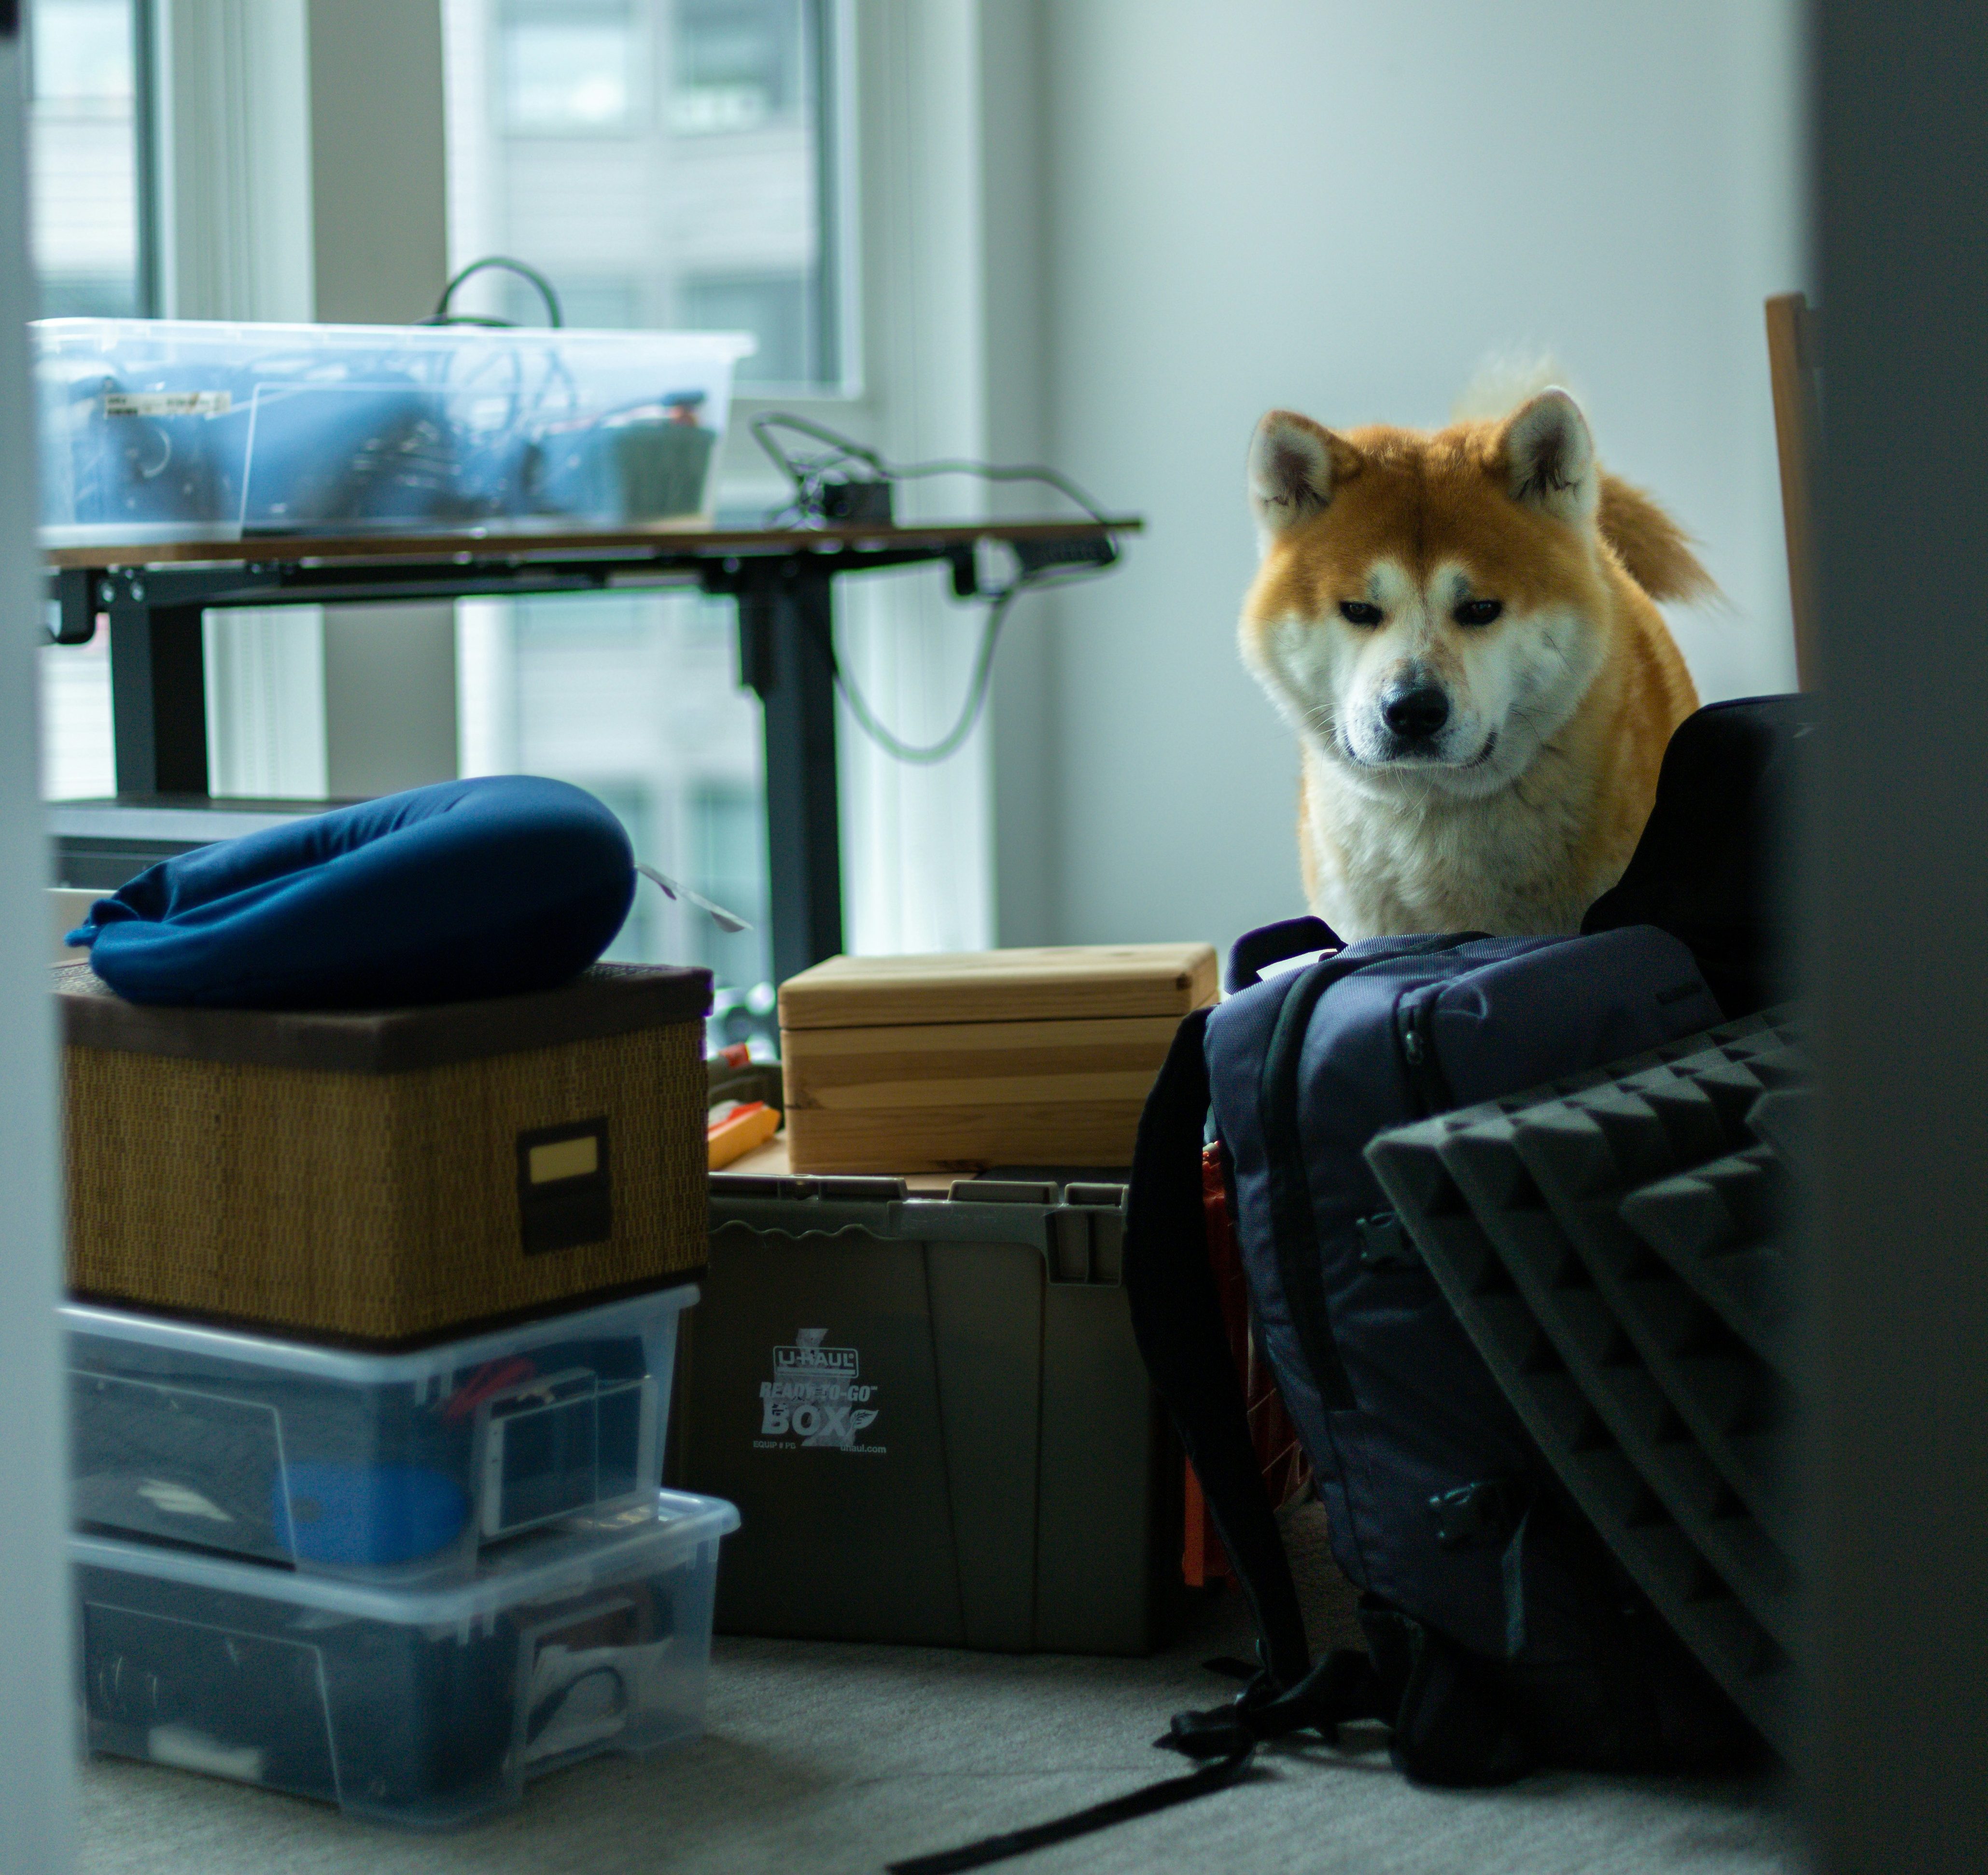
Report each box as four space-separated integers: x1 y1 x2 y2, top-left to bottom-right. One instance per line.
1240 396 1706 938
1598 472 1715 603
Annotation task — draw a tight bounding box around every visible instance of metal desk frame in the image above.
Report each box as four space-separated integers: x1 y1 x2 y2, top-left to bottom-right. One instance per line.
45 519 1137 984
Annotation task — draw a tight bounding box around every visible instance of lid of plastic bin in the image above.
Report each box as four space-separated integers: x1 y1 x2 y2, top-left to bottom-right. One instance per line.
54 959 712 1072
68 1488 740 1623
777 943 1219 1030
59 1281 698 1383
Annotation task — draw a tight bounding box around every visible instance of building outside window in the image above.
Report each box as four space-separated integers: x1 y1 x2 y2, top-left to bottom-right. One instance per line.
671 0 804 134
28 0 145 803
681 270 811 385
500 0 646 136
449 0 834 381
455 587 775 1044
446 0 840 1043
25 0 144 319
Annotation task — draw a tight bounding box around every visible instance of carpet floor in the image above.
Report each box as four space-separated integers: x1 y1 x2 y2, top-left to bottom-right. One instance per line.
74 1504 1802 1875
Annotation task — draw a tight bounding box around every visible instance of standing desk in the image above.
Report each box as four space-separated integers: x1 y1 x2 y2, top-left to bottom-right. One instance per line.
44 518 1139 983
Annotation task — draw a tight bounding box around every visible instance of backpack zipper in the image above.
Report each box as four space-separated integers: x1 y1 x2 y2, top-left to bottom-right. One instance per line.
1258 935 1477 1413
1395 991 1458 1116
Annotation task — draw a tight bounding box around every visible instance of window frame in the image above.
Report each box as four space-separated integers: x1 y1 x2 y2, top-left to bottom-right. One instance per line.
130 0 159 313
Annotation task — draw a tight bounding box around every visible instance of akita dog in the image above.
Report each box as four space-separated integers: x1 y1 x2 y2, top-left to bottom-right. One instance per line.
1240 387 1708 939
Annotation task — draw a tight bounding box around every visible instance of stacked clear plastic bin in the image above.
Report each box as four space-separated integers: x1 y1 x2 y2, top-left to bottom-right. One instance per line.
64 1288 738 1828
34 318 755 546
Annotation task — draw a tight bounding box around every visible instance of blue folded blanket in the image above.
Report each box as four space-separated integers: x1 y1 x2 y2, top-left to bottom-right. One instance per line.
68 775 636 1009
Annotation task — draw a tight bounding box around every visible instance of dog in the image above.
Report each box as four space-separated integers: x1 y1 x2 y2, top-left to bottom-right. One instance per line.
1238 385 1709 939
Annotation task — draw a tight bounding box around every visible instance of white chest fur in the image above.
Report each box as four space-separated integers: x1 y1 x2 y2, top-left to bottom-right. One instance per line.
1301 743 1608 939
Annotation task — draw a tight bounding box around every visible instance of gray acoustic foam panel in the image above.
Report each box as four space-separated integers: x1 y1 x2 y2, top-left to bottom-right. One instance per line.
1365 1009 1805 1756
1620 1144 1796 1376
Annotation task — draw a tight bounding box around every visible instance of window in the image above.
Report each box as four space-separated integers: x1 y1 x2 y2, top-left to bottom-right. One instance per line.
445 0 837 385
680 271 809 382
445 0 840 1043
25 0 149 318
686 784 773 1044
456 588 776 1049
29 0 149 802
500 0 644 135
670 0 802 135
501 272 641 330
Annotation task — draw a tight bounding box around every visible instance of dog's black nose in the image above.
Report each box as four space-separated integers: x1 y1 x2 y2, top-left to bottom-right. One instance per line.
1382 685 1450 741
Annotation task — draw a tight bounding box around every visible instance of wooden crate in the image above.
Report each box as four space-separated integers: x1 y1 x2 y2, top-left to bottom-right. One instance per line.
777 944 1218 1174
58 961 711 1347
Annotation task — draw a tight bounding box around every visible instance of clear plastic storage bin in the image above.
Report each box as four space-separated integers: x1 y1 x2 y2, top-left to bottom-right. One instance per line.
34 318 755 545
73 1489 739 1830
64 1285 694 1578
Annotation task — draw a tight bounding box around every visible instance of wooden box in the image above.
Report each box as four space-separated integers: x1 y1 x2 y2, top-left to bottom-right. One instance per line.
777 944 1218 1174
58 960 711 1347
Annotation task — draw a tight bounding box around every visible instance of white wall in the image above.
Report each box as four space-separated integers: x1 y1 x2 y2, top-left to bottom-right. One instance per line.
1005 0 1806 958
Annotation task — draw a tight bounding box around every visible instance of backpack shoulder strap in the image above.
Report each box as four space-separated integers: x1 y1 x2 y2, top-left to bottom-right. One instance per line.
1227 915 1342 993
1125 1006 1311 1688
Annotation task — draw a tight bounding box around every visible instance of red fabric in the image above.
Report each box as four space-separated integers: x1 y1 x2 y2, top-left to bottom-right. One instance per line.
1183 1142 1310 1584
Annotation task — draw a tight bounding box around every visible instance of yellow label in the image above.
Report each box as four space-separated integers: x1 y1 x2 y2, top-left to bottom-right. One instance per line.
529 1135 598 1184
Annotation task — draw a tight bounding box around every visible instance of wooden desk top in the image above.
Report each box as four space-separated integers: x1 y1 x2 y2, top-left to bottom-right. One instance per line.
43 516 1142 571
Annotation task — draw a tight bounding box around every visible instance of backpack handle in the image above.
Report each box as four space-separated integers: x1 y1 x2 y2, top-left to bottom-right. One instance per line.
1227 916 1343 993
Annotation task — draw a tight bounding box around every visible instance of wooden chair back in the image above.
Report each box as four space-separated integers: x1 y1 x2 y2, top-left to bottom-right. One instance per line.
1764 292 1822 688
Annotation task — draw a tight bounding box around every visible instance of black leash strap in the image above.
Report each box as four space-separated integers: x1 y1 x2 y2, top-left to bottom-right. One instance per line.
886 1648 1391 1875
1159 1647 1390 1761
884 1748 1261 1875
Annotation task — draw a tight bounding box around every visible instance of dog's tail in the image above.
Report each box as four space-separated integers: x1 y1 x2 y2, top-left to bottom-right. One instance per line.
1597 472 1717 604
1457 356 1718 604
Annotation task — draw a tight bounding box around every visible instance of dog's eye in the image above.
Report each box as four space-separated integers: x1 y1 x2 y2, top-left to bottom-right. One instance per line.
1339 601 1384 627
1454 599 1503 628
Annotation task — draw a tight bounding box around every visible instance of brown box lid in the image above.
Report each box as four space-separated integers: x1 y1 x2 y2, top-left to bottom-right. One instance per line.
55 959 712 1073
778 943 1218 1031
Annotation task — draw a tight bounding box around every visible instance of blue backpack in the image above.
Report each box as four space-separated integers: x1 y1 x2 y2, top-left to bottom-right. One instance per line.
895 703 1808 1869
1124 922 1763 1786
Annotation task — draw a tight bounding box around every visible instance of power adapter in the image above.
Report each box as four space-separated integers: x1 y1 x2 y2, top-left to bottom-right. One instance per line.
806 477 895 525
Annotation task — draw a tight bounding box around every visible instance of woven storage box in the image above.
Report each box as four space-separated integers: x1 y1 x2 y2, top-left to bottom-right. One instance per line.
58 961 710 1346
777 943 1218 1174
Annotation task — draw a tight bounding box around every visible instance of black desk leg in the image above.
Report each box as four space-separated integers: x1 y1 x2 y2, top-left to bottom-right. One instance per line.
108 602 210 797
738 570 844 984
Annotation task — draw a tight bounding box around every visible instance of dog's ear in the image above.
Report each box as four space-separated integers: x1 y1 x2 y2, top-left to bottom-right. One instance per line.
1248 411 1357 539
1498 388 1598 524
